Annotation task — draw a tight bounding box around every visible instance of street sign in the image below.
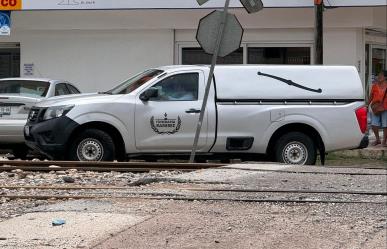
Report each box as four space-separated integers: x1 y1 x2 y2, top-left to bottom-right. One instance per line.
0 11 11 36
196 10 243 57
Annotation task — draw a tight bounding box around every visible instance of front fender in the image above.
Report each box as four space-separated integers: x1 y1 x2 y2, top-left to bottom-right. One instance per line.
70 112 132 152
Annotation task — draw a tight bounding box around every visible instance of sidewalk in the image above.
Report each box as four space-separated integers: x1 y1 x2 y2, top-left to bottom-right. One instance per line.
331 131 386 160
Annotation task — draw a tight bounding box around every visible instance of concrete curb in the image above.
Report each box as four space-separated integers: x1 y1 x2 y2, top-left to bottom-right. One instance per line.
330 148 386 160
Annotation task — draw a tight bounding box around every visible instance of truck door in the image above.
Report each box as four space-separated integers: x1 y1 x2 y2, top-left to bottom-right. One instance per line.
134 71 210 152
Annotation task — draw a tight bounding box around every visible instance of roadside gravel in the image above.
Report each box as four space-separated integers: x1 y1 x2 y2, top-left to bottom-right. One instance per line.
0 169 183 222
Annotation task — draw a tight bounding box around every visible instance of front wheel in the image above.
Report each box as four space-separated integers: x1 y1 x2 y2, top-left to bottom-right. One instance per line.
68 129 115 161
274 132 317 165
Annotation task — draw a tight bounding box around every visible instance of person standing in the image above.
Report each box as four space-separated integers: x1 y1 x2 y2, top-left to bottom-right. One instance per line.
369 70 387 147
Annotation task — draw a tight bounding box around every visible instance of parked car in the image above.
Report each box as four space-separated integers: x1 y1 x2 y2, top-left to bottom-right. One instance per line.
24 65 368 164
0 78 81 158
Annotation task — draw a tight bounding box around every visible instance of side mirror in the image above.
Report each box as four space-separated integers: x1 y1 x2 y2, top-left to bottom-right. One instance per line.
140 87 159 101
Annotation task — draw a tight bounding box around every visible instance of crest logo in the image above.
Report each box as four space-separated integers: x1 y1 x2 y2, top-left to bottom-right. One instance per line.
150 113 182 135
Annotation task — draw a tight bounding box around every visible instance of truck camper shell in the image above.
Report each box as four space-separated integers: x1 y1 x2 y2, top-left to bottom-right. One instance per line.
212 65 364 101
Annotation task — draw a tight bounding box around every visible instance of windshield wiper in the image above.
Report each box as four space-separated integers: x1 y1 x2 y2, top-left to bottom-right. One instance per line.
258 72 322 93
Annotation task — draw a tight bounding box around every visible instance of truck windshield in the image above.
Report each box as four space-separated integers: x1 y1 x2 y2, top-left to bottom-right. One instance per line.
106 69 164 95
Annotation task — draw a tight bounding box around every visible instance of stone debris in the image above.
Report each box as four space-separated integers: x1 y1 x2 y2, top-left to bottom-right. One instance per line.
56 171 67 176
0 168 183 222
52 219 66 226
62 176 75 183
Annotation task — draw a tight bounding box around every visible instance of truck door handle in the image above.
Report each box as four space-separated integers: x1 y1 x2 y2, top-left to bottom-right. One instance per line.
185 108 201 114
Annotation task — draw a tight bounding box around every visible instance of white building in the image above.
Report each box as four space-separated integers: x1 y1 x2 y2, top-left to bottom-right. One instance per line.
0 0 386 96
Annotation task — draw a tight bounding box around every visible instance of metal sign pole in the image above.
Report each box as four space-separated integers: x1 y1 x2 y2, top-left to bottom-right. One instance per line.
189 0 231 163
314 0 324 64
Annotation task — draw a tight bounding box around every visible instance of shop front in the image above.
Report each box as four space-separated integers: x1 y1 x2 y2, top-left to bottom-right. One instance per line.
0 0 385 93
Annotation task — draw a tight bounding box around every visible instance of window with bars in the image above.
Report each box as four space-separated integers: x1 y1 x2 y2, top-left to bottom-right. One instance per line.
181 47 243 65
180 46 311 65
0 44 20 78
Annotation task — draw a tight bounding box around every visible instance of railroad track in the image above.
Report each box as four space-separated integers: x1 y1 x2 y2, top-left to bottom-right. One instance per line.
1 160 386 175
1 185 386 196
1 185 385 204
0 160 224 172
224 167 387 175
1 194 384 205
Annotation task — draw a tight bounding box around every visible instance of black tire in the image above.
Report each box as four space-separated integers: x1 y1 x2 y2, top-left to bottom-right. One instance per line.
68 129 115 161
274 132 317 165
195 158 207 163
12 145 29 160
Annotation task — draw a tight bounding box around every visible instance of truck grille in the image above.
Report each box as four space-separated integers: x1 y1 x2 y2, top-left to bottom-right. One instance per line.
28 107 43 122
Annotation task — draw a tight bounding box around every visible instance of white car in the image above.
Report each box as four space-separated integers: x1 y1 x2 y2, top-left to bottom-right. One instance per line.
0 78 81 158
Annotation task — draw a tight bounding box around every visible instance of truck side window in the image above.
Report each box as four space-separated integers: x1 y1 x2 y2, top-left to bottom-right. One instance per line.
55 83 71 96
67 84 81 94
151 73 199 101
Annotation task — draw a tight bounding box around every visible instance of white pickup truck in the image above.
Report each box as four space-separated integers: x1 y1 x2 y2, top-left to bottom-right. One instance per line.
24 65 368 164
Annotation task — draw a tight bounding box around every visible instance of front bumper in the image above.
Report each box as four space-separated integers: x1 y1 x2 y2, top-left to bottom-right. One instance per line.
356 135 369 149
24 116 79 159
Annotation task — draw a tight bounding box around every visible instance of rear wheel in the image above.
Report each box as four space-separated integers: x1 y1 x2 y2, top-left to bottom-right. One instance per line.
274 132 317 165
68 129 115 161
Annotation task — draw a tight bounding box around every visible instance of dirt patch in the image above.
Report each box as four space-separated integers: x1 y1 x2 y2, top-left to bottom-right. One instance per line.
94 200 386 249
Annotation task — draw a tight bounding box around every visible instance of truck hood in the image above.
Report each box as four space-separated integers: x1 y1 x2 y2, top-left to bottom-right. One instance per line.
35 93 124 107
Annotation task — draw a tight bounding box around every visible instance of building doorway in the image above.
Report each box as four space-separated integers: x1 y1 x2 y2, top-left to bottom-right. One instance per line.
0 43 20 79
365 44 387 100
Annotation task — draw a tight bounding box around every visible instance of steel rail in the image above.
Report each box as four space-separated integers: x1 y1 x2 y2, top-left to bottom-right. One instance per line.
0 185 130 190
0 160 224 169
183 188 387 196
0 166 197 172
2 165 385 174
1 194 384 204
224 167 387 176
0 185 387 197
2 185 386 196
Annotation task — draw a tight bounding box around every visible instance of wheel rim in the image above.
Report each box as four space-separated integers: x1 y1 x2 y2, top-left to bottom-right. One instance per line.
282 142 308 165
77 138 104 161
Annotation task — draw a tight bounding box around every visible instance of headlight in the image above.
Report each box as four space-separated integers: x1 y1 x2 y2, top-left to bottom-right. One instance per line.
43 105 74 121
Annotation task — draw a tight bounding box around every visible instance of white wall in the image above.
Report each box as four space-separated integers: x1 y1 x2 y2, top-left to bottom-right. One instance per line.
324 29 362 66
18 30 174 92
372 6 387 30
11 7 376 31
0 7 383 91
176 28 361 66
2 29 174 92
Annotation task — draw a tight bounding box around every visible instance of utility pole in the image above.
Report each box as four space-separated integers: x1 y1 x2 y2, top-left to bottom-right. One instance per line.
314 0 324 65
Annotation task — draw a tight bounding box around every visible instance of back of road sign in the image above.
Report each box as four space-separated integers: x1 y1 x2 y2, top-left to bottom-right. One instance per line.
196 10 244 57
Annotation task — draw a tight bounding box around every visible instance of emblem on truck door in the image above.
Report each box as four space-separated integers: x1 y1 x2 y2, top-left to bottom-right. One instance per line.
258 72 323 93
150 113 182 135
